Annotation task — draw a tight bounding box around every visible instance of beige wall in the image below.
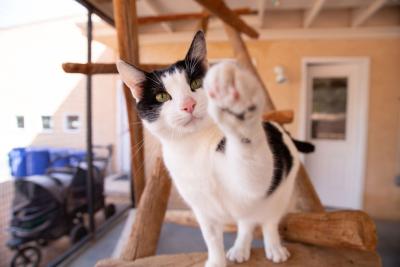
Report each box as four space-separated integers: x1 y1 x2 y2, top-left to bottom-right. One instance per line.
138 38 400 220
0 17 119 173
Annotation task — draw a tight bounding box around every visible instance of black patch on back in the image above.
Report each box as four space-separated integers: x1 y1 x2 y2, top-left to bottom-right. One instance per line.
263 122 293 196
216 137 226 153
292 139 315 153
136 58 207 122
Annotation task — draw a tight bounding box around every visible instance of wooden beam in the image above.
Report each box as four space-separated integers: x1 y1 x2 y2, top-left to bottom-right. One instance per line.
164 210 377 252
62 62 169 74
196 9 210 34
121 158 172 261
351 0 387 27
303 0 326 28
97 244 381 267
257 0 267 27
294 165 324 212
142 0 173 32
193 0 259 38
262 110 294 124
112 0 145 206
137 8 255 25
224 25 324 212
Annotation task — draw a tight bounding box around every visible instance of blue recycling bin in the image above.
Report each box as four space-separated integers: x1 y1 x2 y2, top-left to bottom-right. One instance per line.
26 148 50 175
49 148 70 168
69 150 87 166
8 148 27 178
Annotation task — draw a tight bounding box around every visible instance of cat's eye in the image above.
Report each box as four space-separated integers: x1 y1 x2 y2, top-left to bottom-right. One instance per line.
155 92 171 103
190 79 202 91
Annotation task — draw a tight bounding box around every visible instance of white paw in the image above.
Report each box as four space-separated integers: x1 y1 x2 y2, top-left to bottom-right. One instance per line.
265 244 290 263
226 245 251 263
203 61 263 121
204 259 226 267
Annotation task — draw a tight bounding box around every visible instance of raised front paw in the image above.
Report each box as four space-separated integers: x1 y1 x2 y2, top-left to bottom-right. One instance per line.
265 244 290 263
203 61 264 123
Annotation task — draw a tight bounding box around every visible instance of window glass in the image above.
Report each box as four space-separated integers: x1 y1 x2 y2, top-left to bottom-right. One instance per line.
311 78 347 140
41 116 53 130
66 115 80 131
16 116 24 129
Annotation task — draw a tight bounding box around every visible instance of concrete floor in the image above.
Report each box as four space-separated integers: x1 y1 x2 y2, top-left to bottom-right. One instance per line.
64 211 400 267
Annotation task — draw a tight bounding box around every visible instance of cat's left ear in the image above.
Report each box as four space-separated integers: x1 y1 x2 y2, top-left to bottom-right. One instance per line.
185 31 207 65
116 60 147 101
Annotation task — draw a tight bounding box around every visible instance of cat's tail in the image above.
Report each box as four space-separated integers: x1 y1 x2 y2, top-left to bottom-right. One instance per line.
291 139 315 153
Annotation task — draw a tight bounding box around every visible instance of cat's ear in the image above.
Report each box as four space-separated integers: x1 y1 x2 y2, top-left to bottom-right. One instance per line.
185 31 207 65
116 60 147 101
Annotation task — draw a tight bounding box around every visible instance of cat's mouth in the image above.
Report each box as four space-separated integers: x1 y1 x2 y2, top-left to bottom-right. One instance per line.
183 115 202 126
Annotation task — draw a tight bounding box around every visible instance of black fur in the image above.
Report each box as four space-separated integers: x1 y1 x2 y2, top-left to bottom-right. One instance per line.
216 137 226 153
263 122 293 196
292 139 315 153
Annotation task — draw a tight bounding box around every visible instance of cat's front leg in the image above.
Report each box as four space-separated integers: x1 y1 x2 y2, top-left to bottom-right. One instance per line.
203 61 265 139
194 212 226 267
226 221 255 263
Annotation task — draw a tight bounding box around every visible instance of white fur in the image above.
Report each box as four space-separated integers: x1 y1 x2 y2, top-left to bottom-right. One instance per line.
126 61 299 267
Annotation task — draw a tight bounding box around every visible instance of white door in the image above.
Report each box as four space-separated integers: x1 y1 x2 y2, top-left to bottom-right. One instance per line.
303 62 368 209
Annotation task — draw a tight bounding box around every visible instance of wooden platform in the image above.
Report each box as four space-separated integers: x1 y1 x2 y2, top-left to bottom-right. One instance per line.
96 242 381 267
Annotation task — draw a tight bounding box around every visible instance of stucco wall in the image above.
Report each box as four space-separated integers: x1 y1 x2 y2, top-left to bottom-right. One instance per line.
138 38 400 220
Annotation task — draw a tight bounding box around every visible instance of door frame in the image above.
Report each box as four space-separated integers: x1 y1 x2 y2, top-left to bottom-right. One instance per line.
298 57 370 209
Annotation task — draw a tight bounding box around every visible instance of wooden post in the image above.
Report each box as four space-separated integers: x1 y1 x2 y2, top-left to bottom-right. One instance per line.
295 165 324 212
194 0 259 38
164 210 377 252
113 0 145 206
223 24 324 212
138 8 254 25
196 9 210 33
121 158 172 261
62 62 168 74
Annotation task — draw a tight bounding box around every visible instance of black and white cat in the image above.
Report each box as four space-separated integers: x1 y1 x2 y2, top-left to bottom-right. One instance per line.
117 31 313 267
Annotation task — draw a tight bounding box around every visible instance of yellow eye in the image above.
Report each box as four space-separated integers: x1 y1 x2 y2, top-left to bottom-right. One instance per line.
155 92 171 103
190 79 202 91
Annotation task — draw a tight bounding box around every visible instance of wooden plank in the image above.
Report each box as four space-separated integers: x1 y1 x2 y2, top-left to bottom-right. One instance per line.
112 0 145 206
196 9 210 34
352 0 387 27
137 8 255 25
224 25 324 212
193 0 259 38
97 243 381 267
164 210 377 252
262 110 294 124
303 0 327 28
62 62 169 74
121 158 172 261
294 165 324 212
142 0 173 32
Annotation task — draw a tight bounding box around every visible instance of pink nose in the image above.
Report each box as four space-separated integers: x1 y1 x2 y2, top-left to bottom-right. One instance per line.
181 97 196 113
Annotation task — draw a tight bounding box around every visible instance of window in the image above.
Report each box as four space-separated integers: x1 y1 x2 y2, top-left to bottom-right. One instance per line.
311 78 347 140
16 116 24 129
64 115 81 132
41 116 53 131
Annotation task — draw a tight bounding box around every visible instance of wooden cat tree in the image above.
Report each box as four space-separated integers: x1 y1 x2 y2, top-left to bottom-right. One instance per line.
64 1 381 266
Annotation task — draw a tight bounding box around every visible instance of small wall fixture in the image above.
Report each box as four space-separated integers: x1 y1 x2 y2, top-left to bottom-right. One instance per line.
273 65 288 84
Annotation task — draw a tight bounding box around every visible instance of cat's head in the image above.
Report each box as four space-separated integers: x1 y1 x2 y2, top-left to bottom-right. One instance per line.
117 31 210 139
